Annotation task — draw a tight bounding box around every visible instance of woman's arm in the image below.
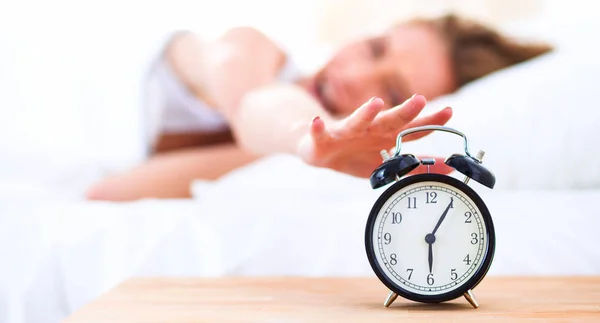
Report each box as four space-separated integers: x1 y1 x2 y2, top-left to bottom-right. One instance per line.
166 27 287 116
169 27 453 178
86 144 257 201
86 29 294 202
234 89 453 178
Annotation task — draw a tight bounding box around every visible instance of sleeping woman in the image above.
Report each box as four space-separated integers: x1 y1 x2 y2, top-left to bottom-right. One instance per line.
86 13 552 201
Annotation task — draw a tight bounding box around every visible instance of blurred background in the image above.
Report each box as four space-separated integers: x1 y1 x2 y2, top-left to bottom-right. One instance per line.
0 0 596 184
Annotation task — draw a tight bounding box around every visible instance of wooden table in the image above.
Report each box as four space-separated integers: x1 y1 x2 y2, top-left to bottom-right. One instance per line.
64 277 600 322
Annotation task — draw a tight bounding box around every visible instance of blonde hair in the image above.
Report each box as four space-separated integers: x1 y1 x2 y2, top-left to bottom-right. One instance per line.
414 14 553 88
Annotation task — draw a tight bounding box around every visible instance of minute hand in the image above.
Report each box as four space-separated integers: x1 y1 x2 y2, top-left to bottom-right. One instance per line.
431 201 453 235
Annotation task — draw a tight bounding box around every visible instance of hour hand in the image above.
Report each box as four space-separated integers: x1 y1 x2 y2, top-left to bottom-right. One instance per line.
432 200 453 235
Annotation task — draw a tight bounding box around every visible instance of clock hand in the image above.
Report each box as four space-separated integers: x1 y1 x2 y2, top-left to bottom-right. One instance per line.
428 242 433 274
425 200 452 274
431 200 453 235
425 233 436 273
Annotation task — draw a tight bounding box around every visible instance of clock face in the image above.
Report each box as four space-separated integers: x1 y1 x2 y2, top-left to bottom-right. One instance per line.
365 174 495 303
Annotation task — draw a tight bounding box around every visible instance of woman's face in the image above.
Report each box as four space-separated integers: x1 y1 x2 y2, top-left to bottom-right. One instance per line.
305 22 456 116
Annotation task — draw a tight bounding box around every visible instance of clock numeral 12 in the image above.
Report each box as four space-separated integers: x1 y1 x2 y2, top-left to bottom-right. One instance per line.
425 192 437 203
407 197 417 209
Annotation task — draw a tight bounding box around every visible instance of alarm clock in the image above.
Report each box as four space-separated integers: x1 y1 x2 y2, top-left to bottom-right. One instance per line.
365 125 496 309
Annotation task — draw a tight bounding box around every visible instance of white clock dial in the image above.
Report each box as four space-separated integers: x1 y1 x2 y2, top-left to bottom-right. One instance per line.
371 180 489 296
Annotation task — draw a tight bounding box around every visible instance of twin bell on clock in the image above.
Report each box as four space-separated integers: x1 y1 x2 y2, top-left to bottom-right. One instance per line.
364 125 496 309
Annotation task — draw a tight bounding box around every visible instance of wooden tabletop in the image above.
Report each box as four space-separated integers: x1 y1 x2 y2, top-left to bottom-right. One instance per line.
64 277 600 322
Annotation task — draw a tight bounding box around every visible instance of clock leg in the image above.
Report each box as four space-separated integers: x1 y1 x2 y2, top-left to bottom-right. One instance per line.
463 289 479 309
383 291 398 307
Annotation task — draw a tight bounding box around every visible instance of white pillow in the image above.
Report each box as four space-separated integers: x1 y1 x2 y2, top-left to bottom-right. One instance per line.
409 40 600 190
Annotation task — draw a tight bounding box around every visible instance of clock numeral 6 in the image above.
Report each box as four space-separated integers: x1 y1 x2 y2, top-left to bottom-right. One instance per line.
391 212 402 224
389 253 397 265
451 268 458 280
383 233 392 245
427 273 434 286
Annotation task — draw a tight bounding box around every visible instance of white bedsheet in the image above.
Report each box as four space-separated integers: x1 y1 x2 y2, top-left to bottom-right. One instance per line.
1 155 599 323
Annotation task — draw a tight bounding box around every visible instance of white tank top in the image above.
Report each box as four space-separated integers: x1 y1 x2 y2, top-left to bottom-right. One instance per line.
142 45 302 153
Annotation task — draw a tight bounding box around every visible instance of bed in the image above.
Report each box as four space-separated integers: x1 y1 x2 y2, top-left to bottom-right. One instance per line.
1 5 600 323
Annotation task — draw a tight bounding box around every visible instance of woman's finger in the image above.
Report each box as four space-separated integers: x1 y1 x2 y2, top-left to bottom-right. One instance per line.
309 116 328 141
341 97 384 133
375 94 427 128
402 107 453 142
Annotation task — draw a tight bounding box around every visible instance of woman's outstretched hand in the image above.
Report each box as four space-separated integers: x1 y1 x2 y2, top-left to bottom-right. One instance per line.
296 95 454 178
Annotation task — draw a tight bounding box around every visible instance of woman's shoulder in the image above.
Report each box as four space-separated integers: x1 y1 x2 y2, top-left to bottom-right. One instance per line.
218 26 286 58
221 26 304 83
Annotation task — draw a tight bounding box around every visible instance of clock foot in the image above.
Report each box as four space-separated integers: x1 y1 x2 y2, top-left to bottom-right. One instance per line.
463 289 479 309
383 291 398 307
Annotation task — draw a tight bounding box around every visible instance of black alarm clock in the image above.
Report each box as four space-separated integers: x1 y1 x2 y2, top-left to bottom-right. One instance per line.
365 125 496 309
